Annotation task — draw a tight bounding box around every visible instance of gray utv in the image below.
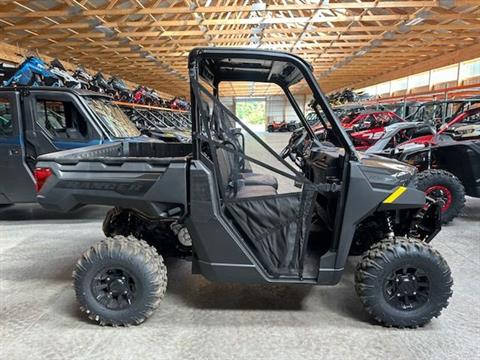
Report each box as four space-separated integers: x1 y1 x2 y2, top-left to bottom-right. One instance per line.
35 48 452 328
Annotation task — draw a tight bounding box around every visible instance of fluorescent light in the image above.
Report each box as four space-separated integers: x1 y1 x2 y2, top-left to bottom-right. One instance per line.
405 17 424 26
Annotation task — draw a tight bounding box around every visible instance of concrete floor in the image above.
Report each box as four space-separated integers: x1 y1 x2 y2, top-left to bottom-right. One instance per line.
1 133 480 360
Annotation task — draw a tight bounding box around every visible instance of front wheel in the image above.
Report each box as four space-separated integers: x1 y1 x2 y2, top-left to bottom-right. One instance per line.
355 237 452 328
414 169 465 223
73 236 167 326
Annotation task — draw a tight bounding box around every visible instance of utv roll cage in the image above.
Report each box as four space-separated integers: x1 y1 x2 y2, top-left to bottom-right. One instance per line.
186 48 365 281
188 48 358 160
184 48 433 284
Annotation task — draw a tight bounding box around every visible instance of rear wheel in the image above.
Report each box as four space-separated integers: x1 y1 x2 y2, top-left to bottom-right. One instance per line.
414 169 465 223
73 236 167 326
355 237 452 328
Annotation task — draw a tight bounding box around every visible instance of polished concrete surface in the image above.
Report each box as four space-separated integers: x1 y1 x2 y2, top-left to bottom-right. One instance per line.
1 133 479 360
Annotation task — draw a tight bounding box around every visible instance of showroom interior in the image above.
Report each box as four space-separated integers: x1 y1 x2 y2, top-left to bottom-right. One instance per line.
0 1 479 359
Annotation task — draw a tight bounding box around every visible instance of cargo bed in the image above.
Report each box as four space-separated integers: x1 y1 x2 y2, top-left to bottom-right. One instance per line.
36 142 192 216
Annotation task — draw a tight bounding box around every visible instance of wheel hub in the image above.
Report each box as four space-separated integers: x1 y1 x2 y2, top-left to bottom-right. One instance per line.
91 268 137 310
396 275 418 296
108 278 128 296
384 266 430 310
425 185 452 212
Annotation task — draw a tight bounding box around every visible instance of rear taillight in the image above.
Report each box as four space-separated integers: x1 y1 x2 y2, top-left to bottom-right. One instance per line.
34 168 53 192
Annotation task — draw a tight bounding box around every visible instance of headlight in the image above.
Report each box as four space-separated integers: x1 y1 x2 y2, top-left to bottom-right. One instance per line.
361 166 416 188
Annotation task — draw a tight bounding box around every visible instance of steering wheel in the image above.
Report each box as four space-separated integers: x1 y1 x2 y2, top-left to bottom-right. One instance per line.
280 130 307 160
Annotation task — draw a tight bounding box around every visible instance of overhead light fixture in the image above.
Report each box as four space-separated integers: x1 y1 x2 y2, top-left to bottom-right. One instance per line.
371 39 383 47
94 25 116 38
397 23 412 33
88 18 103 28
251 26 263 35
405 18 424 26
355 48 369 56
405 10 432 26
119 38 130 45
68 6 83 16
130 45 142 52
194 13 202 23
439 0 455 9
383 31 396 40
252 2 266 11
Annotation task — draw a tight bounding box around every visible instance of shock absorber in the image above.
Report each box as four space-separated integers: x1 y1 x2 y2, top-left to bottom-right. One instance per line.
386 214 395 240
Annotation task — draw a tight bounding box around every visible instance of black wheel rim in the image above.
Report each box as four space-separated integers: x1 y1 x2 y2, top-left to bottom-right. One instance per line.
91 268 137 310
384 266 430 311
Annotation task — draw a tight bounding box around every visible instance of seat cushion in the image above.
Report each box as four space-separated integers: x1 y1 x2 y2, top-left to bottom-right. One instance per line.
235 185 277 199
240 172 278 189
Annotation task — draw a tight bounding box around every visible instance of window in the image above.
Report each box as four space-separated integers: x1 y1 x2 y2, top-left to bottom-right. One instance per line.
0 97 13 137
35 99 89 140
431 65 458 85
460 58 480 81
361 86 377 96
408 72 430 89
377 82 391 95
391 78 408 92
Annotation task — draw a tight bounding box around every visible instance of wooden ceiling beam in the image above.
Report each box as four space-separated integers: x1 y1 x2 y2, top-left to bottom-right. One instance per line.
0 2 451 19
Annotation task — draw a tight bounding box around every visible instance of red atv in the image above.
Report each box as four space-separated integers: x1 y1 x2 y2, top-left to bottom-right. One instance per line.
267 120 300 132
313 111 404 150
347 111 405 150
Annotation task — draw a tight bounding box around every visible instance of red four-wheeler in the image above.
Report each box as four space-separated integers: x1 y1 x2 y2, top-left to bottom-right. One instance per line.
347 111 405 150
314 110 404 150
267 119 300 132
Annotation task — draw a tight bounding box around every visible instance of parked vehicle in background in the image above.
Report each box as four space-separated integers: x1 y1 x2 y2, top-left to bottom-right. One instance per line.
170 96 190 110
399 106 480 146
367 122 480 223
49 59 82 89
0 87 153 207
3 56 61 87
348 111 405 150
89 72 115 94
266 119 300 132
408 98 480 127
108 76 132 102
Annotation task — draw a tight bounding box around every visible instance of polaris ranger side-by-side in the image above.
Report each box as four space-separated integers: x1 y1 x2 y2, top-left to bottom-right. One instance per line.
0 87 150 206
35 48 452 328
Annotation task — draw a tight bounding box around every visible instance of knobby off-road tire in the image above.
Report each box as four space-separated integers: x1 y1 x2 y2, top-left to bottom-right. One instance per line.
355 237 452 328
414 169 465 224
73 236 167 326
